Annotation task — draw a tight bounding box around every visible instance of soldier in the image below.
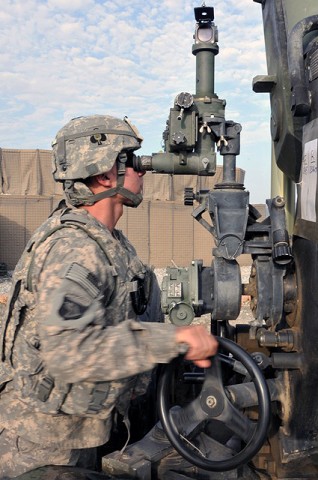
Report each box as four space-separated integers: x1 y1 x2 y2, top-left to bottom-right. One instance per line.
0 115 218 479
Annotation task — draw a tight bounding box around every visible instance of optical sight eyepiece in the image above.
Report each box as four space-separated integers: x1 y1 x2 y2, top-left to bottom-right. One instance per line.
133 155 153 172
194 6 214 24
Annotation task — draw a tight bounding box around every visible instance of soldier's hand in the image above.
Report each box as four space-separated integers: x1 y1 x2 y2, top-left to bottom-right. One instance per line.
175 325 218 368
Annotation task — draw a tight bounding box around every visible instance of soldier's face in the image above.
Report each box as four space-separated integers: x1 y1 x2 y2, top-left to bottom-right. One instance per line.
123 166 146 195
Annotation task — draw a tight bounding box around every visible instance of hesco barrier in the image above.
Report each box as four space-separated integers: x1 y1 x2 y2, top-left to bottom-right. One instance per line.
0 148 253 270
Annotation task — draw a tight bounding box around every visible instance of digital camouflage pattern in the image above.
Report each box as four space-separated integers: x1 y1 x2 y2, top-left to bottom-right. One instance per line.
51 115 142 182
0 203 179 478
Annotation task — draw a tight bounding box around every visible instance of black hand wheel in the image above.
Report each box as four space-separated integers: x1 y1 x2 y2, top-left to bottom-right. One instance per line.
158 337 271 472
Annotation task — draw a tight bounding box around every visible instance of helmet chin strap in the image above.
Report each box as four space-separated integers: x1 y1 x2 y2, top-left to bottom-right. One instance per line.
89 186 143 207
73 154 143 207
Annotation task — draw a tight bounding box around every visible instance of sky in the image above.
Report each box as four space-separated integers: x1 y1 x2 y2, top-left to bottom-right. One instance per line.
0 0 272 203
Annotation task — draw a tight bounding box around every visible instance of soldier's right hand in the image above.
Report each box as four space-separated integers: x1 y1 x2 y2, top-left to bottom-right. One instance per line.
175 325 218 368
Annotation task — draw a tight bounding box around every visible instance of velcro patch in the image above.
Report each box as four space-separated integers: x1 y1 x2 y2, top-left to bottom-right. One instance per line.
59 296 88 320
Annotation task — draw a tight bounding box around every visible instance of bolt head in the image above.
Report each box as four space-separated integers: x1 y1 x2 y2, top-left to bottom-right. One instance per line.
206 395 217 408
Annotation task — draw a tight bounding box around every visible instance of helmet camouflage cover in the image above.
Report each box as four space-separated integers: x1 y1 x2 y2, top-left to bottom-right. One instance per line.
52 115 143 182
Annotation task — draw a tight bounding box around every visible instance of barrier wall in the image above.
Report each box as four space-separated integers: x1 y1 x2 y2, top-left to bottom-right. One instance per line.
0 148 253 270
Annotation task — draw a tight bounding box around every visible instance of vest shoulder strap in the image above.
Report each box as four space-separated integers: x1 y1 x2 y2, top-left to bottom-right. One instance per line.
26 211 115 292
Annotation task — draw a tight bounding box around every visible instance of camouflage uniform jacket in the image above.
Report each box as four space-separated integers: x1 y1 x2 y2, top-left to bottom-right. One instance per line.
0 205 179 449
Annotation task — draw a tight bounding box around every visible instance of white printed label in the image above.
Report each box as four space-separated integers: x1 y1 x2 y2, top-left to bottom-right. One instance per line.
301 138 318 222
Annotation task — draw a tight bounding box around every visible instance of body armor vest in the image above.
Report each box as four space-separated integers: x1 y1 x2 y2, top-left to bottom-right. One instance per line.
0 207 151 420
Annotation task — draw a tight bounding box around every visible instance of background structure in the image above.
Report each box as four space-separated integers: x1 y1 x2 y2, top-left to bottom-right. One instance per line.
0 148 260 270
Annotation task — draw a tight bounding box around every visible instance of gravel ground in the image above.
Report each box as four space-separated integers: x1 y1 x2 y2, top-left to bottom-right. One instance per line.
0 272 13 294
237 265 254 324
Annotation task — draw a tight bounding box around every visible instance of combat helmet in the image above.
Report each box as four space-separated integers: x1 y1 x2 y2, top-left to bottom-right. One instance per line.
52 115 143 206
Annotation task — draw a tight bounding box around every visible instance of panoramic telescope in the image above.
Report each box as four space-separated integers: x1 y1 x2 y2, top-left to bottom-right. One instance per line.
134 4 240 179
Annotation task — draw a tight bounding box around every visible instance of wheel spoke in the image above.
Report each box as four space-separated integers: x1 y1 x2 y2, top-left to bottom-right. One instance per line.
219 401 256 444
170 396 208 437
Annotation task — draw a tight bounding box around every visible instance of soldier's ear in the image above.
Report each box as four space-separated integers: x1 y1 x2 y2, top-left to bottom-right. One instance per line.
96 173 111 187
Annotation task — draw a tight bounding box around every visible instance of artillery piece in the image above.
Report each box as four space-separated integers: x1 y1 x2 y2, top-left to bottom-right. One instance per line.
101 2 318 479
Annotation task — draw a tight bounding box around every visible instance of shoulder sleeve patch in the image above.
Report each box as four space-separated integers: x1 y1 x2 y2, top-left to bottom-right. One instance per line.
59 295 88 320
